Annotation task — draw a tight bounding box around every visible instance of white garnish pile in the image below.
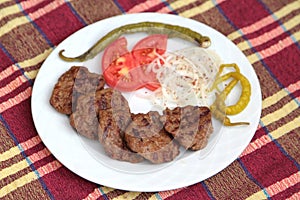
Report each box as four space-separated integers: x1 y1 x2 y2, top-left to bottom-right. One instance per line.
147 47 221 109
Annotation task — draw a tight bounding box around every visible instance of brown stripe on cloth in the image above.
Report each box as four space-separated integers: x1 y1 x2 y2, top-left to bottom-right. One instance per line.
261 91 300 125
204 161 262 200
2 179 51 200
69 0 122 25
22 62 43 77
0 23 51 62
260 0 299 13
1 162 42 195
101 188 127 199
175 0 210 15
0 0 15 8
0 121 16 154
179 3 237 39
0 11 24 28
276 130 300 164
251 62 282 99
262 108 299 138
0 133 50 199
165 183 211 200
133 192 155 200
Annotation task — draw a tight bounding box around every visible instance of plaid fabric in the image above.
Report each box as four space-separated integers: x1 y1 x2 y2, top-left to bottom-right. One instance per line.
0 0 299 199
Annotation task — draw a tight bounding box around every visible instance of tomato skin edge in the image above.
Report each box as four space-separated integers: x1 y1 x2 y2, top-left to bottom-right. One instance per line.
101 34 168 92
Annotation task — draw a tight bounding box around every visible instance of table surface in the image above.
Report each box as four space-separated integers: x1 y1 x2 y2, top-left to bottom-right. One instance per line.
0 0 299 199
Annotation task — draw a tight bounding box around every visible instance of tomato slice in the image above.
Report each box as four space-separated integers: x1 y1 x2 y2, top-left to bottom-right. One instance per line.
102 35 168 92
101 37 129 72
131 35 167 90
103 53 145 92
132 34 168 65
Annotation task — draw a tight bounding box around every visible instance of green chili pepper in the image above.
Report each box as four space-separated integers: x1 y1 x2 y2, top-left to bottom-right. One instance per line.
59 22 211 62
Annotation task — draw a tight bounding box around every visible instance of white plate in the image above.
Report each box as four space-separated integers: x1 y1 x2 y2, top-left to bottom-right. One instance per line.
31 13 262 192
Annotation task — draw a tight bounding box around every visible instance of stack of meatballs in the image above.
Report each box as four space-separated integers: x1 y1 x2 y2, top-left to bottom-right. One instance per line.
50 66 213 164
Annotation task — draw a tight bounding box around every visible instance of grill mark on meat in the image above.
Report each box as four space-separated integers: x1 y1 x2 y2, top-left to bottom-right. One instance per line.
125 112 180 164
70 88 130 140
50 66 105 115
163 105 213 150
98 108 144 163
50 68 215 164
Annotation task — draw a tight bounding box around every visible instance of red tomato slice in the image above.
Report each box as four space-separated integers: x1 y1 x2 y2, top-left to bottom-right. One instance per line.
132 34 168 65
101 37 129 72
103 53 145 92
102 35 168 92
132 34 167 89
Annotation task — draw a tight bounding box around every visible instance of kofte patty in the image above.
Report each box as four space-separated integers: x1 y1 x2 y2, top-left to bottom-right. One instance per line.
124 111 180 164
98 108 144 163
163 105 213 150
50 66 105 115
70 88 130 140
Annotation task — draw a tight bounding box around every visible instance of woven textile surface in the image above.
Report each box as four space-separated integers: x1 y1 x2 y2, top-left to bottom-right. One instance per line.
0 0 299 199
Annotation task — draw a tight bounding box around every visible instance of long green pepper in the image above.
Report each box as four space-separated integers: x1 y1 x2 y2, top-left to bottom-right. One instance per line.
59 22 211 62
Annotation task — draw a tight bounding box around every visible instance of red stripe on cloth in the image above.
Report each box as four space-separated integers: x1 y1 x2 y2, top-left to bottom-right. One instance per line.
265 172 300 197
20 0 46 10
0 85 31 114
23 140 56 170
41 167 97 199
140 2 168 13
0 75 28 98
0 48 14 70
20 136 42 151
116 0 147 12
287 80 300 94
272 183 300 200
284 189 300 200
217 0 270 28
239 141 299 187
261 44 300 87
36 160 62 176
240 134 272 157
0 65 19 82
1 93 37 142
23 0 54 14
159 188 182 199
245 25 286 49
34 3 84 45
250 124 268 142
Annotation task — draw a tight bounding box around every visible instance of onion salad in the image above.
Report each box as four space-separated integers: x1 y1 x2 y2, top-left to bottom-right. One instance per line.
146 47 221 109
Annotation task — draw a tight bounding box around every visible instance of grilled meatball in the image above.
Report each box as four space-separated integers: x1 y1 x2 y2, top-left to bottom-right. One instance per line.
70 88 130 140
125 111 180 164
98 108 144 163
50 66 105 115
163 106 213 150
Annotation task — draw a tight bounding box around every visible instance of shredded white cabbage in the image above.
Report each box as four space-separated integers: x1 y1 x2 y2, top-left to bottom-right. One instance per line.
146 47 220 109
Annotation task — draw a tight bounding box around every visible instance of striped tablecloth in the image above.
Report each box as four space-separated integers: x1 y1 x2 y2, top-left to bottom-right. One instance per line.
0 0 299 199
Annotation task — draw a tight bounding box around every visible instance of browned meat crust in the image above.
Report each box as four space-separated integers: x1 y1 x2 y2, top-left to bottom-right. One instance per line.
49 66 105 115
70 88 130 140
124 111 180 164
163 105 213 150
98 108 144 163
49 67 215 164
